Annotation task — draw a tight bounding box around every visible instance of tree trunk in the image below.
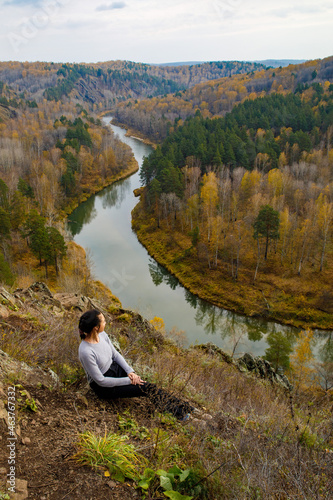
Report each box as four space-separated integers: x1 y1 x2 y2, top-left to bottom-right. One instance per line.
265 234 269 260
54 255 59 276
253 238 261 284
320 233 327 272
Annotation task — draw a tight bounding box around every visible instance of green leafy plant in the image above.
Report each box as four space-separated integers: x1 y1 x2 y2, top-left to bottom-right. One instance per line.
137 464 207 499
157 412 178 427
15 384 38 412
73 431 147 483
206 435 222 447
169 444 186 461
299 427 323 449
118 411 151 440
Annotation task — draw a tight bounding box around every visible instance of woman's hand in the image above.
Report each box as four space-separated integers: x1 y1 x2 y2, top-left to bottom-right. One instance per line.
128 372 145 386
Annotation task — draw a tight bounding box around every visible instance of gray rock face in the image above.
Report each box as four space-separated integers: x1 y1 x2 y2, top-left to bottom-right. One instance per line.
53 292 92 311
0 348 58 387
0 282 105 318
193 342 292 391
193 342 234 364
237 352 292 390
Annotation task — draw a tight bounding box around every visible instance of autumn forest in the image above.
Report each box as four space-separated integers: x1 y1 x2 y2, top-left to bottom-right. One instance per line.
0 53 333 500
0 57 333 325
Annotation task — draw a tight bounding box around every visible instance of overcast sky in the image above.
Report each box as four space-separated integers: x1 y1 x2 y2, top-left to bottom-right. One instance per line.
1 0 332 64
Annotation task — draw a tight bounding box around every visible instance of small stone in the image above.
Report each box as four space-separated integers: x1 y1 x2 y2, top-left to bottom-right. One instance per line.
76 394 89 407
107 480 117 489
0 467 7 474
21 437 31 445
20 418 28 428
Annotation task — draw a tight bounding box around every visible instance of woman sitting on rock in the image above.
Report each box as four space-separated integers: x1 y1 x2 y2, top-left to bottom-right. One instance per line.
78 309 194 420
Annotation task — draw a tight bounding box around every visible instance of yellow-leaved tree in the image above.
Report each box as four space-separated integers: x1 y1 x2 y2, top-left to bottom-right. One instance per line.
149 317 165 334
290 330 316 394
200 171 218 243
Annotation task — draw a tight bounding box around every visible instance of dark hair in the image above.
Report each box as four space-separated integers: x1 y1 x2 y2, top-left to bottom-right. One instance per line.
78 309 102 339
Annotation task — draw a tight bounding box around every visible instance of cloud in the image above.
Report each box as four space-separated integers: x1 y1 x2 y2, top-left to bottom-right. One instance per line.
96 1 126 11
269 5 326 19
3 0 41 5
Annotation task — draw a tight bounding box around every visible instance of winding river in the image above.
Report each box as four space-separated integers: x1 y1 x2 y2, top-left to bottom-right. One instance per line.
67 118 330 360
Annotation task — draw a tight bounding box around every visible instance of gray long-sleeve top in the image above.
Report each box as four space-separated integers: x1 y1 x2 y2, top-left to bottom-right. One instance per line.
78 331 133 387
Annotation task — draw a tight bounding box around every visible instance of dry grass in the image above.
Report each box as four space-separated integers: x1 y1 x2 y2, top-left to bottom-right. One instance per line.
1 296 332 498
121 328 333 499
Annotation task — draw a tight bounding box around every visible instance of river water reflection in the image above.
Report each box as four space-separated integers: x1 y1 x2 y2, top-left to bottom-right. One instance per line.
67 118 331 360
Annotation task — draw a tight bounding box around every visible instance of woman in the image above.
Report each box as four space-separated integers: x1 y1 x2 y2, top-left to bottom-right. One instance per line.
78 309 194 420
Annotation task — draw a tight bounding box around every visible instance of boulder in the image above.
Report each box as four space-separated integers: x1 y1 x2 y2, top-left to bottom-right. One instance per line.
237 352 292 390
0 349 58 388
192 343 292 391
193 342 234 364
133 187 144 197
0 287 18 316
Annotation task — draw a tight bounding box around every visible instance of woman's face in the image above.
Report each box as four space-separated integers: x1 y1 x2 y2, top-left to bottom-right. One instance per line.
97 314 106 333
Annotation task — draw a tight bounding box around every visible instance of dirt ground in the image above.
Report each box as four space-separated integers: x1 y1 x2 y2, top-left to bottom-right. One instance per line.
0 381 150 500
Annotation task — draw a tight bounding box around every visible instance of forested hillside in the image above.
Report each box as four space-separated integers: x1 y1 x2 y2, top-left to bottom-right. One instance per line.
0 60 264 111
115 56 333 141
0 59 272 288
133 87 333 329
0 82 135 287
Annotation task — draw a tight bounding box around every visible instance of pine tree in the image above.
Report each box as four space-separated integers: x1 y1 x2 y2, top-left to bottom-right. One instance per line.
264 331 293 372
47 227 67 275
253 205 280 260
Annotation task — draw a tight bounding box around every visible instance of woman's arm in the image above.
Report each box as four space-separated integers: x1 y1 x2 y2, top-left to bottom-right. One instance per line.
103 332 134 375
98 332 145 385
80 348 131 388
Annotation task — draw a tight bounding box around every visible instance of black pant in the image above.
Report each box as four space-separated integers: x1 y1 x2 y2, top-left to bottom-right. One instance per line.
90 361 193 419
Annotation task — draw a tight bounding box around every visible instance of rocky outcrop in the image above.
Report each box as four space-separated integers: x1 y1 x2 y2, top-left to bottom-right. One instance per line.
194 342 292 391
0 282 106 319
237 352 292 390
0 348 58 388
193 342 234 364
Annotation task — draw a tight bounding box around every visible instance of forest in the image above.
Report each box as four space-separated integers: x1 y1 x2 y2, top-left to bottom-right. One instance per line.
1 57 333 323
0 58 269 287
115 56 333 141
0 79 135 287
134 84 333 329
0 59 264 111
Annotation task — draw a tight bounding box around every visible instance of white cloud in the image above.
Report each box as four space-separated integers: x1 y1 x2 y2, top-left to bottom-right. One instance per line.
0 0 332 63
96 2 126 12
3 0 41 5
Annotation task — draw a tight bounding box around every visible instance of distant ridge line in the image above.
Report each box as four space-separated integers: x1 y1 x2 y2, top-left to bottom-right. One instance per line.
156 59 307 68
